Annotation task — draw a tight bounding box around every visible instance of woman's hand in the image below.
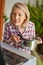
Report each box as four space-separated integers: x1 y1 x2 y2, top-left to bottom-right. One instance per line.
11 35 21 43
36 37 42 44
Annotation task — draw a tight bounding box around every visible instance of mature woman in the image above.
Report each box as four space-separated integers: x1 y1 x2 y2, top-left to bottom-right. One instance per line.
3 2 42 47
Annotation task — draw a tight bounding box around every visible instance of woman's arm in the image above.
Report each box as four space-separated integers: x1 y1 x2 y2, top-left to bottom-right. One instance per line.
3 24 11 43
3 23 21 44
28 22 36 40
36 37 42 44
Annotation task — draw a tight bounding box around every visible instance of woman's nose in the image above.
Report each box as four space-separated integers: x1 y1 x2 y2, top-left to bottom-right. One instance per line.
15 14 19 20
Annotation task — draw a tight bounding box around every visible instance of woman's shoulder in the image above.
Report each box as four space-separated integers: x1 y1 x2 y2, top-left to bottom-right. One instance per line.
27 21 35 26
5 22 11 27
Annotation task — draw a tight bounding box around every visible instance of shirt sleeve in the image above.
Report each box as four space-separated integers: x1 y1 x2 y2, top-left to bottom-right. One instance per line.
22 22 36 40
3 24 11 43
28 22 36 40
31 23 36 37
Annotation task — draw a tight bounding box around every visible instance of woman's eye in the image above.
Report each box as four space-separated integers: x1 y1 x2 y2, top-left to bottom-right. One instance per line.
13 13 16 16
19 14 22 16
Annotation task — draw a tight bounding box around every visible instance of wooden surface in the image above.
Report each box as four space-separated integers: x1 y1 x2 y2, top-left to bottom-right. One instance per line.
0 0 5 41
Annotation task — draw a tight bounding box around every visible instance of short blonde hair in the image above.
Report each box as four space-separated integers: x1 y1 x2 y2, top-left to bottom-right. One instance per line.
10 2 30 27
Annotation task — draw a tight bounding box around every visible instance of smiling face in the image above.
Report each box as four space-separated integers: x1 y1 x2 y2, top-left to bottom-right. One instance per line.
11 7 26 27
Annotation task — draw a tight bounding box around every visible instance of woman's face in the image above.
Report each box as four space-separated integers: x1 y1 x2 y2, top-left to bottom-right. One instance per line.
11 7 26 26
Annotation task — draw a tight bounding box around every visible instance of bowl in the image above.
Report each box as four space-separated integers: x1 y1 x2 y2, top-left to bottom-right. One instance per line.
21 39 37 51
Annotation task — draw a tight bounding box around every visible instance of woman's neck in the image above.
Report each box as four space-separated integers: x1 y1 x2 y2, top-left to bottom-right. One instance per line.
18 26 25 33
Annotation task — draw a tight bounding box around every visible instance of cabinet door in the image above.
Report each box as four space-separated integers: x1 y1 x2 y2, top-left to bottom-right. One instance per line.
0 0 5 40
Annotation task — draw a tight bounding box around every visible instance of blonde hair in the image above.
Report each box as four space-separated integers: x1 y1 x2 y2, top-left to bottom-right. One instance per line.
10 2 30 28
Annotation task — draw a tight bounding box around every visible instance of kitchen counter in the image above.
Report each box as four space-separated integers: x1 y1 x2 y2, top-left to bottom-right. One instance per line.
0 42 36 65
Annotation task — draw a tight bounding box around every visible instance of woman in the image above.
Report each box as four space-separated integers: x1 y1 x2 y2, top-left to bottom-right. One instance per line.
3 2 42 47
